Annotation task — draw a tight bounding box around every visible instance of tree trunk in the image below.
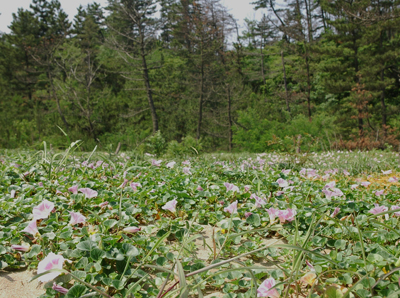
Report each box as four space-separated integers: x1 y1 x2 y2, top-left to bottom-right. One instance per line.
227 84 232 152
196 47 204 140
140 35 158 134
281 51 291 114
305 49 312 120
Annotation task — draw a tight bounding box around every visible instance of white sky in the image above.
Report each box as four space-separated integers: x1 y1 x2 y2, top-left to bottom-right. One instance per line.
0 0 264 34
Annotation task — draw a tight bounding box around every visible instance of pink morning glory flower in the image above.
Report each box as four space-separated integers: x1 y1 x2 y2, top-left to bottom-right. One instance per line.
343 170 350 176
224 201 238 214
11 243 30 252
375 190 384 196
324 181 336 190
37 253 69 282
10 190 16 198
224 182 239 193
277 208 296 223
382 170 392 175
361 181 371 187
251 194 267 208
350 184 359 190
391 206 400 217
68 185 78 194
275 191 285 196
276 178 288 188
244 185 251 192
196 186 204 191
162 199 177 213
130 182 141 191
331 207 340 218
166 161 176 168
388 177 398 183
370 204 389 220
245 212 253 218
123 226 141 233
322 188 343 199
38 182 44 187
257 277 279 298
78 188 98 199
281 169 291 175
69 211 86 225
32 200 55 220
151 159 162 167
99 201 109 208
52 283 69 294
266 208 279 222
119 179 129 188
183 167 192 175
22 219 39 236
182 160 191 165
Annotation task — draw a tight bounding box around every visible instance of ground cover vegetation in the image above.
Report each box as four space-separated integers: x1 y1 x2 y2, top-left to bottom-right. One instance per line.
1 0 400 152
1 146 400 297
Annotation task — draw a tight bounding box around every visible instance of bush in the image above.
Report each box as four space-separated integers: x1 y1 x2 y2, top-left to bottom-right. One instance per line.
166 136 202 157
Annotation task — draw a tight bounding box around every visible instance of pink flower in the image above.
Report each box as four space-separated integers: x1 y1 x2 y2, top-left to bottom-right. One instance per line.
130 182 142 191
33 200 55 220
382 170 392 175
78 188 98 199
370 204 389 220
119 179 129 188
196 186 204 191
375 190 384 196
276 178 288 188
251 194 267 208
99 201 109 208
322 188 343 199
162 199 177 213
38 182 44 187
123 226 141 233
361 181 371 187
11 244 30 252
37 253 68 282
388 177 398 183
281 169 291 175
182 160 191 165
52 283 69 294
10 190 16 198
245 212 253 218
331 207 340 218
257 277 279 298
224 182 239 193
183 167 192 175
166 161 176 168
343 170 350 176
151 159 162 167
224 201 238 214
68 185 78 194
22 220 39 236
277 209 296 223
324 181 336 190
69 211 86 225
305 260 315 271
266 208 279 222
350 184 359 190
275 191 285 196
391 206 400 217
244 185 251 192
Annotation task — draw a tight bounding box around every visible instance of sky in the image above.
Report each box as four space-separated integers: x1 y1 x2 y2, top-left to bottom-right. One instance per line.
0 0 265 34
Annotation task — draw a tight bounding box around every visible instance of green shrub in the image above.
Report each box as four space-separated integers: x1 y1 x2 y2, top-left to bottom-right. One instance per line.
166 136 202 157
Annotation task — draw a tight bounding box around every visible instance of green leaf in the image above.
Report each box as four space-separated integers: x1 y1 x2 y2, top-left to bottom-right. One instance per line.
90 248 105 262
324 286 343 298
26 245 41 258
176 260 189 298
65 284 87 298
77 241 97 251
121 243 139 257
0 245 6 254
103 219 118 230
246 214 261 227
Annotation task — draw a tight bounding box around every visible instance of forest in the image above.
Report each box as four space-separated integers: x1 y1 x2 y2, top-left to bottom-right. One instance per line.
0 0 399 153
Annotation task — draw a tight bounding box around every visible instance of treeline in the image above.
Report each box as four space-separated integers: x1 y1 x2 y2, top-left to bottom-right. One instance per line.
0 0 400 153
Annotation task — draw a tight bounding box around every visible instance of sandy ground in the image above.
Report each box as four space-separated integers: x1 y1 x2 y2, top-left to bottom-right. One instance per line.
0 225 283 298
0 269 44 298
